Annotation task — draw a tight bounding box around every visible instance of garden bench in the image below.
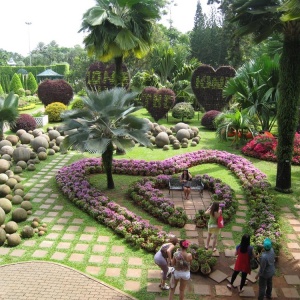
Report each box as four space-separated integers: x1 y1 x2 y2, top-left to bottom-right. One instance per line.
168 177 204 198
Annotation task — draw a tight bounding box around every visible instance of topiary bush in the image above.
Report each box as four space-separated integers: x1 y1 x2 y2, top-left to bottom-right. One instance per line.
9 73 23 94
26 72 38 95
11 114 37 132
201 110 221 129
172 102 195 122
45 102 67 122
37 79 73 106
70 97 85 110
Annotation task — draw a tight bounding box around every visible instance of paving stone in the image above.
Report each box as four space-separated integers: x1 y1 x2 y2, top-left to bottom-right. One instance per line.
43 188 52 192
61 233 75 240
53 205 64 210
92 245 107 252
86 266 100 275
32 198 43 203
128 257 143 266
287 234 298 240
231 226 243 232
209 270 228 283
184 224 196 231
38 194 48 198
74 243 89 251
72 218 84 224
112 246 125 253
69 253 84 262
32 250 48 258
45 199 56 204
10 249 25 257
284 275 300 285
42 217 54 223
57 218 68 224
239 205 248 211
46 233 59 239
287 242 300 249
221 232 233 239
236 211 246 217
147 282 161 292
225 249 236 257
186 231 199 237
108 256 123 264
238 286 255 297
97 236 110 242
89 255 104 263
294 227 300 233
236 195 244 199
105 268 121 277
215 285 232 296
124 281 140 291
235 218 246 224
84 226 97 233
291 252 300 260
47 212 58 217
126 268 142 278
281 287 300 298
289 219 300 225
22 240 36 247
147 269 161 279
193 284 211 295
34 210 45 216
57 242 71 249
79 234 93 241
282 207 291 212
246 271 258 283
222 240 236 247
39 241 54 248
51 225 65 231
62 211 73 217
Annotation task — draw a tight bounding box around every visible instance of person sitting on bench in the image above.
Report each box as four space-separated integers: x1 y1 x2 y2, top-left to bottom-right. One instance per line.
180 169 192 200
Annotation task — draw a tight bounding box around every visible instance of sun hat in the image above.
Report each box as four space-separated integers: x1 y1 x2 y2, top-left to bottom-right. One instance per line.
263 238 272 250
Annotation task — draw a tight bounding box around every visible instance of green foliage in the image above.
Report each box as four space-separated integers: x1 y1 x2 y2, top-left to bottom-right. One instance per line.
17 88 25 97
26 72 38 95
11 113 37 132
45 102 67 122
0 84 4 96
9 73 23 94
172 102 195 122
201 110 221 129
70 97 84 110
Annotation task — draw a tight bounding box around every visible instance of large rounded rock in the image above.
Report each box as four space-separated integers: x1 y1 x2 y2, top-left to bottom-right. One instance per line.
19 133 34 144
31 136 49 151
48 130 61 140
0 173 8 184
32 129 43 137
0 207 5 225
155 132 170 148
21 225 34 238
16 161 27 169
11 195 23 205
16 129 26 137
56 136 64 145
1 154 12 161
176 129 190 142
7 233 21 247
0 198 12 213
0 145 14 156
12 147 31 162
4 221 18 234
5 135 19 145
0 159 10 173
174 122 189 132
38 152 47 160
21 201 32 211
0 140 12 149
11 208 27 222
0 184 11 197
6 178 18 189
0 227 6 246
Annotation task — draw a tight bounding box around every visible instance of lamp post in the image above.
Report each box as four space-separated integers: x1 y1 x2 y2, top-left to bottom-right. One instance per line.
25 22 32 66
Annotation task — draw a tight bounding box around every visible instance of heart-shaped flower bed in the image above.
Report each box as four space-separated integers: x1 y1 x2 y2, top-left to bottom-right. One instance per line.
191 64 235 111
140 87 175 121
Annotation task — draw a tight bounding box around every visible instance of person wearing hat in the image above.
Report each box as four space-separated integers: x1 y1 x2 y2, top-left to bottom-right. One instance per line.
255 238 275 300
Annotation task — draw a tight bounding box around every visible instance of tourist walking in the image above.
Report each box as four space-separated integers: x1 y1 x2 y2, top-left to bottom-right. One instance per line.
205 202 222 251
227 234 256 293
256 238 275 300
168 239 192 300
180 169 192 200
154 236 178 290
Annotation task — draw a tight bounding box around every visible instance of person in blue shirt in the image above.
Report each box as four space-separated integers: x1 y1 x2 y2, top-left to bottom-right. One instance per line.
255 238 275 300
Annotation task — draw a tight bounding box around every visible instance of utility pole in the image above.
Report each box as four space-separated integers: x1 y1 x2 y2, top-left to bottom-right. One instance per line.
25 22 32 66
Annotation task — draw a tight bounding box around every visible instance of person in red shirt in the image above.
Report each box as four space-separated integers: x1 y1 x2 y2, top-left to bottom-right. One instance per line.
227 234 257 293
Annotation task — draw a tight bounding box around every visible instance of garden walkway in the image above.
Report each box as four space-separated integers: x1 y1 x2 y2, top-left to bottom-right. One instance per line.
0 153 299 299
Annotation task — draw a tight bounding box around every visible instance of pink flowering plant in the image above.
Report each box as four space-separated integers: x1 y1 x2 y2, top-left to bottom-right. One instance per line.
56 149 280 253
242 133 300 165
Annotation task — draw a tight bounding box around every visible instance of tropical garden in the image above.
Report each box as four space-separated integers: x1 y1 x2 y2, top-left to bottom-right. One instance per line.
0 0 300 299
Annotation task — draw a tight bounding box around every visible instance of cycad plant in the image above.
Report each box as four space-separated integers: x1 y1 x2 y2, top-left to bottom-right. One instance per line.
61 88 153 189
0 92 19 140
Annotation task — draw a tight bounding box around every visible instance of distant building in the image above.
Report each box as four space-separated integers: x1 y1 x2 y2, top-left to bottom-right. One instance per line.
7 58 16 66
36 69 64 82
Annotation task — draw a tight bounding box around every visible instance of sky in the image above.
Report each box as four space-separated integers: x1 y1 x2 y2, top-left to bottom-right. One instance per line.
0 0 214 57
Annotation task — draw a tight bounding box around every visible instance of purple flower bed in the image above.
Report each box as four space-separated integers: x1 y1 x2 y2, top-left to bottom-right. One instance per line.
56 149 280 254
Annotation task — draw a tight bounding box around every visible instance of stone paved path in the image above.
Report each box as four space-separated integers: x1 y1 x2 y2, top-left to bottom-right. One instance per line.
0 153 299 299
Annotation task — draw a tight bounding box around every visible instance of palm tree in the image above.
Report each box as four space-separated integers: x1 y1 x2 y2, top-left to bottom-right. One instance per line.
60 87 153 189
79 0 166 86
224 54 279 132
0 92 19 140
228 0 300 192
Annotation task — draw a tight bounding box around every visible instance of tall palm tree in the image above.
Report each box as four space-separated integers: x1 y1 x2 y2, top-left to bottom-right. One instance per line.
60 87 153 189
79 0 166 86
0 92 19 140
228 0 300 192
224 54 280 132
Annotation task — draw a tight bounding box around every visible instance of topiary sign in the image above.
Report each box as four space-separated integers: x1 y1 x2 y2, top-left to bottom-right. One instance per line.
140 87 175 121
191 65 236 111
85 62 130 92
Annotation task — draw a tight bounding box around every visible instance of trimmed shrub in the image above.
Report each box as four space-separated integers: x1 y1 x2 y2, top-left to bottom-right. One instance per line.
70 97 85 110
45 102 67 122
11 114 37 132
201 110 221 129
172 102 195 121
9 73 23 94
37 79 73 106
26 72 38 95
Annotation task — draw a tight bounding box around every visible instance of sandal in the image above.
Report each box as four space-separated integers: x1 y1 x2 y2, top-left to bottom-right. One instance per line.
160 284 170 290
227 284 232 289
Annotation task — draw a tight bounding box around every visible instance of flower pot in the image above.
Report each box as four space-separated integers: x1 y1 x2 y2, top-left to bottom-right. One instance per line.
34 115 48 127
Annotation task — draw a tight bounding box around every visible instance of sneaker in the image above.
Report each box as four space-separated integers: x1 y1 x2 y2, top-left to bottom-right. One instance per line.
167 267 174 277
160 284 170 290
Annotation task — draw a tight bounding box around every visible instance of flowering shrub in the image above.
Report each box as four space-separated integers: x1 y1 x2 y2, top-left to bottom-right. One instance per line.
56 149 280 254
242 133 300 165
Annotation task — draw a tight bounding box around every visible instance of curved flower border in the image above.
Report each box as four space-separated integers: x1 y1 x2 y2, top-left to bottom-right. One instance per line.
56 149 280 254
